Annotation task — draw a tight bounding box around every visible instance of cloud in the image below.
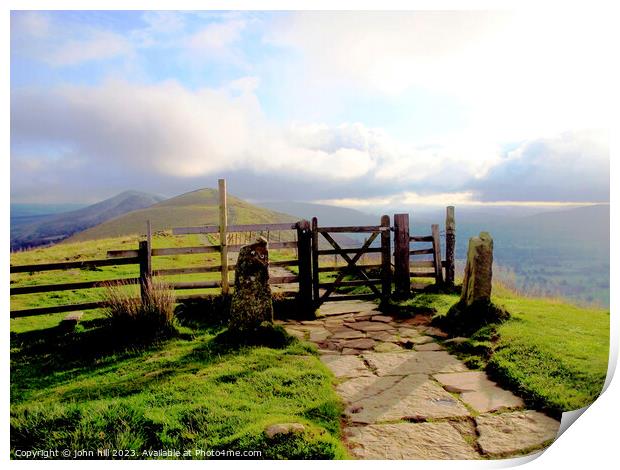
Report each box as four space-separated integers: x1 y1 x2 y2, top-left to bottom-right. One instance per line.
45 30 132 66
469 130 609 202
10 80 377 188
11 79 608 205
11 11 132 66
266 10 612 142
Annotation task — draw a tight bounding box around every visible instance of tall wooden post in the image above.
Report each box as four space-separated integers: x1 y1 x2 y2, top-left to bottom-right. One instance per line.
445 206 456 287
138 240 152 304
218 179 229 295
380 215 392 303
296 220 314 318
311 217 320 305
431 223 444 285
393 213 410 297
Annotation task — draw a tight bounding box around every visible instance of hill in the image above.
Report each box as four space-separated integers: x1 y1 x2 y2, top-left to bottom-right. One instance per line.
413 204 610 306
68 188 297 242
10 191 164 250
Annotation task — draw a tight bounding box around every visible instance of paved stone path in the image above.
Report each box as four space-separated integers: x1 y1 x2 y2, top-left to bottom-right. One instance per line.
279 300 561 460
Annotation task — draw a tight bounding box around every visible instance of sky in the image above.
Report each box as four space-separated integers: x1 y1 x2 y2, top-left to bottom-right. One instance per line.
10 9 611 209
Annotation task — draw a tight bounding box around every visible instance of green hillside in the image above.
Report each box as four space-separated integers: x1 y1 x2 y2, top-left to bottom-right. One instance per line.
67 188 296 242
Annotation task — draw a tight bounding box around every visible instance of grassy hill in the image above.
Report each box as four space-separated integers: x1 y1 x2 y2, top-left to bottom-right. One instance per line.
68 188 296 242
11 191 164 250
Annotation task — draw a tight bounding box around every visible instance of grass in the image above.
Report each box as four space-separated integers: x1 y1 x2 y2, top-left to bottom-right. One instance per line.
392 284 610 416
11 235 344 459
11 314 347 459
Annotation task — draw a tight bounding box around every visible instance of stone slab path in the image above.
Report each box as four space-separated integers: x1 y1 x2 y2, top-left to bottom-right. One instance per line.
279 300 561 460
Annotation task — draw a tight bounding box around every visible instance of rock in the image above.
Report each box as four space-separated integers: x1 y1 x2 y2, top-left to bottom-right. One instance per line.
461 232 493 306
434 371 524 412
373 342 403 353
285 328 306 340
422 327 449 339
410 336 434 345
415 342 444 351
444 337 469 345
367 331 399 342
398 329 422 339
342 338 376 350
229 238 274 332
370 315 393 323
265 423 305 439
309 329 331 342
476 411 560 456
341 348 360 355
331 329 366 340
347 422 479 459
346 374 471 424
362 351 468 376
321 354 373 378
348 321 396 332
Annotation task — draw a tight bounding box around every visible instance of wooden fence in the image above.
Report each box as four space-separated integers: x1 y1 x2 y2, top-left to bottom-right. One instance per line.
392 207 456 297
9 220 308 319
9 178 456 318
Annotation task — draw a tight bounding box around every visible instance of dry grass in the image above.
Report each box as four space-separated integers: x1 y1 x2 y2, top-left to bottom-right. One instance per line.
103 278 176 338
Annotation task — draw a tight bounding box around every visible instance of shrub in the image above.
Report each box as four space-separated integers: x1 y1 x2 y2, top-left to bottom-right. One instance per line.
103 278 176 339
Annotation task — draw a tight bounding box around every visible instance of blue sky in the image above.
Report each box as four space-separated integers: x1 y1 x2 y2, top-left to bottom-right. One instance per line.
10 10 610 207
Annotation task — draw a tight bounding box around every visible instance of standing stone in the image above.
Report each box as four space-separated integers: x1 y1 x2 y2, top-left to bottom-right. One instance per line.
229 237 274 332
460 232 493 307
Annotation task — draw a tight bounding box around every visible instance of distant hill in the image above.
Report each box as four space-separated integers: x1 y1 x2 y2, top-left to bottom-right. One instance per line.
11 191 164 250
11 203 87 218
68 188 296 242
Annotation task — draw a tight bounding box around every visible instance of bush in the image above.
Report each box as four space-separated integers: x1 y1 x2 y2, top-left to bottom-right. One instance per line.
103 278 176 339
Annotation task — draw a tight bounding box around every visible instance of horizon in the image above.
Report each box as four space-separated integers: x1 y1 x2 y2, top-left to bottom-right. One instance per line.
11 10 610 207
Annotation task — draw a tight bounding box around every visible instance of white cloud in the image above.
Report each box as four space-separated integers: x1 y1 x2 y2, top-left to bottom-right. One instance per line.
11 80 377 182
45 30 132 66
11 12 132 67
185 19 248 64
11 79 608 204
266 10 612 142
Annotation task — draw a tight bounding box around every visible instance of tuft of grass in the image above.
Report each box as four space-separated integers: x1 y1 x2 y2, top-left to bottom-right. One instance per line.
103 278 176 340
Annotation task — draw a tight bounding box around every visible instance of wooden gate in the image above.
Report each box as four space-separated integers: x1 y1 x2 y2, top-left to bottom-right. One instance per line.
311 216 391 307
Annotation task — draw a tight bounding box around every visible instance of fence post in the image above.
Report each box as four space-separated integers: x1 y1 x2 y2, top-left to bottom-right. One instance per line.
393 213 410 297
311 217 320 306
218 179 229 295
296 220 314 318
445 206 456 287
380 215 391 304
138 240 152 304
431 224 444 285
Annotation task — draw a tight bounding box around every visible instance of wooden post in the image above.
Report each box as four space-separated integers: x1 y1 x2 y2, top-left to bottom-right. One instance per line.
393 213 410 297
138 240 152 303
296 220 314 317
311 217 320 305
380 215 391 303
431 223 444 285
218 179 229 295
445 206 456 287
